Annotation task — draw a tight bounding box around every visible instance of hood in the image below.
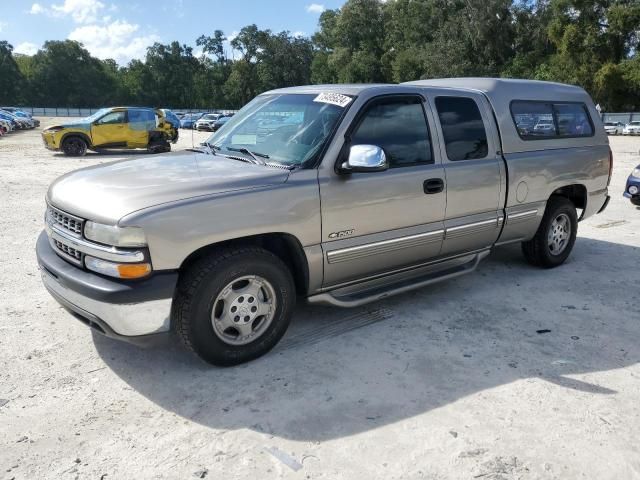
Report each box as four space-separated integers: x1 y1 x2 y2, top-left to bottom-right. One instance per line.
47 151 290 224
45 121 90 131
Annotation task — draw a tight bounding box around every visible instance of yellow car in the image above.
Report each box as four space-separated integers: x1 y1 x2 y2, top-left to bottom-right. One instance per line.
42 107 178 156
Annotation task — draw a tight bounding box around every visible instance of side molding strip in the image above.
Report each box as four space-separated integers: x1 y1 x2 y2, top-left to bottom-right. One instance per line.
506 209 539 224
326 230 444 264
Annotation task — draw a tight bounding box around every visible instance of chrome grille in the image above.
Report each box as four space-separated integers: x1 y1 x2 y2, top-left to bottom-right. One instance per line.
52 238 82 264
48 206 83 236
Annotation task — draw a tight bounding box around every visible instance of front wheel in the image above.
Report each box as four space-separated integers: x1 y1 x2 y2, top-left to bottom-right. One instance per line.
174 247 296 366
521 196 578 268
61 136 88 156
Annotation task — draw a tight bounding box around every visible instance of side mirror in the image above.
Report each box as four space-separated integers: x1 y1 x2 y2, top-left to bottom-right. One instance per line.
341 144 389 173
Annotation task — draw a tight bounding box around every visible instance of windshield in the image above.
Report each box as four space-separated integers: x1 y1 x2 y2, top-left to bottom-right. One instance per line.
205 93 348 167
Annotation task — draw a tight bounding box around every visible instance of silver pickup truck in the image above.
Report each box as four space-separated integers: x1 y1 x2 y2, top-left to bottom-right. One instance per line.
37 78 612 366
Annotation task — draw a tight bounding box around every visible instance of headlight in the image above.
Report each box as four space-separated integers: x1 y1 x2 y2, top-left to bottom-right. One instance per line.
45 126 64 133
84 221 147 247
632 168 640 178
85 256 151 279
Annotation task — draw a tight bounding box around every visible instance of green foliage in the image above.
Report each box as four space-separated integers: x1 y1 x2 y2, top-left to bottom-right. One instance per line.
4 0 640 110
0 41 25 104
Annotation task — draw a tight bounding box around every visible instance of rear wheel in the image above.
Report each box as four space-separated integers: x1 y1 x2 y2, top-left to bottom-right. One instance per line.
174 247 295 366
61 136 88 156
521 196 577 268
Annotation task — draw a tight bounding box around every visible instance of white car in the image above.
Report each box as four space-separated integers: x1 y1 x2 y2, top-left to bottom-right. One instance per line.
195 113 222 131
623 121 640 135
603 121 624 135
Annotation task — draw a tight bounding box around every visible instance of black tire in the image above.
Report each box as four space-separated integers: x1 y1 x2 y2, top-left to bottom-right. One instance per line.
62 136 88 156
521 196 578 268
174 247 296 366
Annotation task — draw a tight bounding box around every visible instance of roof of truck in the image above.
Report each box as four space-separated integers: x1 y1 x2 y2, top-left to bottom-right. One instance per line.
404 77 589 102
264 84 393 95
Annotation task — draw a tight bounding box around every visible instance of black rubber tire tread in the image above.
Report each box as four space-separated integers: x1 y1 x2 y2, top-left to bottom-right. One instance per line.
521 195 578 268
62 136 88 157
173 246 295 366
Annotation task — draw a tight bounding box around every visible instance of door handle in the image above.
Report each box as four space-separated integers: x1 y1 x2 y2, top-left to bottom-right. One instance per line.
423 178 444 194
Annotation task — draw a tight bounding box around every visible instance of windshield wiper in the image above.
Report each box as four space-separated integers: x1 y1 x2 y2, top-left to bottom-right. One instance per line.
225 146 269 165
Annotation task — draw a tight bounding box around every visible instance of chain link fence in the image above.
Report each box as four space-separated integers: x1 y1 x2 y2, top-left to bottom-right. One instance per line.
13 107 237 117
601 113 640 123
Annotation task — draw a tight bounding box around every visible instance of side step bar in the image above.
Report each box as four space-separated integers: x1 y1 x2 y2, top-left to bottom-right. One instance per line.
307 250 490 308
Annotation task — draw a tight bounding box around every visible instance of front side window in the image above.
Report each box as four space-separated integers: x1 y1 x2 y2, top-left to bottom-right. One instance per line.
96 111 126 125
435 96 488 161
350 97 432 167
207 93 347 167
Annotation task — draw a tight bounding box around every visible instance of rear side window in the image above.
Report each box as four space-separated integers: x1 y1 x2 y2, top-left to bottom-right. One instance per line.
351 97 433 167
128 109 156 130
435 97 488 161
511 101 594 139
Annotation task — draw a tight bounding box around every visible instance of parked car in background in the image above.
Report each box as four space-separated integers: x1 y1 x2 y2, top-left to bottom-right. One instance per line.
533 118 555 135
180 113 204 129
41 107 178 156
0 118 13 133
211 115 231 132
1 107 32 118
624 165 640 206
603 121 624 135
37 78 611 366
195 113 222 131
0 111 23 130
13 110 40 128
623 121 640 135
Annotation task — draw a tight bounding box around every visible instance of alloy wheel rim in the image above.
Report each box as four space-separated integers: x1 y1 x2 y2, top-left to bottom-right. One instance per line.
547 213 571 255
211 275 277 346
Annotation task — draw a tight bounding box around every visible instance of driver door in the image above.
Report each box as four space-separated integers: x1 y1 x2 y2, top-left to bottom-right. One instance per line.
319 94 446 287
91 109 127 147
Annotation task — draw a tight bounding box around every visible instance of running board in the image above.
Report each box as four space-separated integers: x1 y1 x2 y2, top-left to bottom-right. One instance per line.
307 250 489 308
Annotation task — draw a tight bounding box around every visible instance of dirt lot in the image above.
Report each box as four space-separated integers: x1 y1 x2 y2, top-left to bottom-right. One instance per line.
0 119 639 479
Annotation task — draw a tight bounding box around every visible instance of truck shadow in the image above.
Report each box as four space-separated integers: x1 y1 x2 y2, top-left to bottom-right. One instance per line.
93 237 639 441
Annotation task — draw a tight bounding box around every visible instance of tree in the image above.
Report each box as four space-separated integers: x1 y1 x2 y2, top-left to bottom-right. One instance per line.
0 41 26 104
27 40 117 106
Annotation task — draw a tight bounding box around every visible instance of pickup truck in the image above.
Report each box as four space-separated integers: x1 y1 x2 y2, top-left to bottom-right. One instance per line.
37 78 612 366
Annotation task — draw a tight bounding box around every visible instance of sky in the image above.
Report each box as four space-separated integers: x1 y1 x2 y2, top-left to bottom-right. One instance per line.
0 0 346 64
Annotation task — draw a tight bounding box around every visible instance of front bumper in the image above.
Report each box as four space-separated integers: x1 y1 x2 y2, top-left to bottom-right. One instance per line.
37 231 178 344
624 176 640 205
41 132 59 151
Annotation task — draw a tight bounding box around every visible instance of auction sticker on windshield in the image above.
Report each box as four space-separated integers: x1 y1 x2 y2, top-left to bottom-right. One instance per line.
314 92 353 108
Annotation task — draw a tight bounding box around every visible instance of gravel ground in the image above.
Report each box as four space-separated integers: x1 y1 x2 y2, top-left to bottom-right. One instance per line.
0 119 639 480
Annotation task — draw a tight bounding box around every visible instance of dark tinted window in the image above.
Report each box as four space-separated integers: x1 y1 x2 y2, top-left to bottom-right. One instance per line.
554 103 593 137
351 97 432 167
128 109 156 131
511 101 555 138
511 101 594 139
128 109 155 123
435 97 488 161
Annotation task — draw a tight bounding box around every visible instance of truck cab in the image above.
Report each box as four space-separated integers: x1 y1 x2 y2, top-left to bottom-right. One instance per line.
37 79 611 366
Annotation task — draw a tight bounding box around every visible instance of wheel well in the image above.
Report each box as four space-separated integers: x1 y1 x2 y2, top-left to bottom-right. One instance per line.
551 184 587 211
179 233 309 296
61 132 90 147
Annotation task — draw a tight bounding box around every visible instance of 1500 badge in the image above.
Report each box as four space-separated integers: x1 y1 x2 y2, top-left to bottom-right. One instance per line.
328 229 354 239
